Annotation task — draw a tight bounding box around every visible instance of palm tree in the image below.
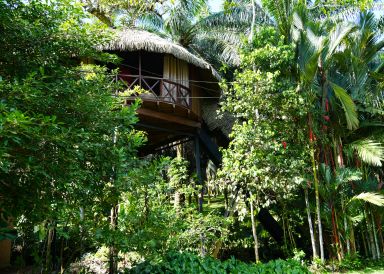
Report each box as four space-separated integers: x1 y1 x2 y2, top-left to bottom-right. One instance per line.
291 10 357 261
137 0 271 70
292 9 384 261
83 0 271 71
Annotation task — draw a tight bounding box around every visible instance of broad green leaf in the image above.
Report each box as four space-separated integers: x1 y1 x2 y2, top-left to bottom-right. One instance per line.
330 82 359 130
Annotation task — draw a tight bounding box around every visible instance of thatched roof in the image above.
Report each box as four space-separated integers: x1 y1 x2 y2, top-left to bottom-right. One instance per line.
104 29 221 80
104 29 232 137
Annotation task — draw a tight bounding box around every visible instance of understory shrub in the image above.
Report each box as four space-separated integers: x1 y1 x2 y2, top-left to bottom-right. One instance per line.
126 251 310 274
337 253 363 270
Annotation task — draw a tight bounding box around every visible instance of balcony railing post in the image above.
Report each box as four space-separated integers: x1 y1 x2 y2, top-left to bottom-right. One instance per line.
115 74 192 110
160 79 163 99
177 83 180 105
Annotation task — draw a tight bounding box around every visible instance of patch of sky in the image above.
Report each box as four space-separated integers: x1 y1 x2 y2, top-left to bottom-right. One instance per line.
208 0 224 13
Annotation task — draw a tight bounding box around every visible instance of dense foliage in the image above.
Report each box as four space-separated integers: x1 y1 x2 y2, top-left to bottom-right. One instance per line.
0 0 144 271
127 251 310 274
219 0 384 267
1 0 384 273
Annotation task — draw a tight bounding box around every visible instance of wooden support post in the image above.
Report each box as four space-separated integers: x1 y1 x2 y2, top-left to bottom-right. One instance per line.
195 136 203 213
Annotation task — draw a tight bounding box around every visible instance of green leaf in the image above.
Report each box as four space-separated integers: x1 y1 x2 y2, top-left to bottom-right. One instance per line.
330 82 359 130
349 214 364 225
350 139 384 167
325 23 354 62
351 192 384 206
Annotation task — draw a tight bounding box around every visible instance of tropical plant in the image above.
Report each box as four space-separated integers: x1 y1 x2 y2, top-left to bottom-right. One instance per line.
126 251 310 273
0 1 145 272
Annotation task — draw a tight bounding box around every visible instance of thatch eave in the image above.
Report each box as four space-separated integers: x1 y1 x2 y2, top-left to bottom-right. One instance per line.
103 29 221 81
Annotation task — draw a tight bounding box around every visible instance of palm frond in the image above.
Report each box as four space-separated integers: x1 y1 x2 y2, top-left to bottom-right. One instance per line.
349 214 364 225
325 23 355 62
199 4 270 31
350 139 384 167
194 29 243 66
350 192 384 206
135 12 164 32
336 168 362 183
178 0 209 18
291 12 303 41
330 82 359 130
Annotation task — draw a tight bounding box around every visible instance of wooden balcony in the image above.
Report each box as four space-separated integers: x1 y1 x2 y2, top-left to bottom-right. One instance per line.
115 73 200 139
115 74 191 109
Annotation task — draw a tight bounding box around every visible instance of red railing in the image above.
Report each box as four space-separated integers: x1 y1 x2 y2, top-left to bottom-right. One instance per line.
115 74 191 108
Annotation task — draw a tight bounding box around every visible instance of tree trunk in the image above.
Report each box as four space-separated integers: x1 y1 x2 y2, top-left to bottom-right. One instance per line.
282 210 288 253
248 0 256 43
361 229 368 257
208 185 211 205
310 140 325 262
212 187 239 258
350 221 356 255
250 192 259 263
45 221 56 272
331 205 342 261
194 138 203 213
376 215 384 254
365 205 377 259
60 236 65 274
370 207 381 259
109 205 119 274
224 187 229 211
340 194 350 256
305 187 318 259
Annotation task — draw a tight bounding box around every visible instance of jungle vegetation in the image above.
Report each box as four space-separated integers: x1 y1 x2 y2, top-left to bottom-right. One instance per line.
1 0 384 273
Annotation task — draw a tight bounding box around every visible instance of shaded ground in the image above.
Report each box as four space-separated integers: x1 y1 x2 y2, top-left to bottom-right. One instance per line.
323 266 384 274
0 266 39 274
204 195 225 214
346 266 384 274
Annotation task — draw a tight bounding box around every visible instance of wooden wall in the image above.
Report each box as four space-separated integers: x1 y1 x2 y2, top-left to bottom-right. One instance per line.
189 65 201 117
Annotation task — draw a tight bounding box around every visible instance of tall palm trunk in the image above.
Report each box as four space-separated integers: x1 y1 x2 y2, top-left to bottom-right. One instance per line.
331 205 342 261
370 207 381 259
305 187 318 259
109 205 119 274
365 205 377 259
249 0 256 43
376 215 384 253
309 115 325 262
361 228 368 257
109 128 119 274
342 197 351 255
249 191 259 262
